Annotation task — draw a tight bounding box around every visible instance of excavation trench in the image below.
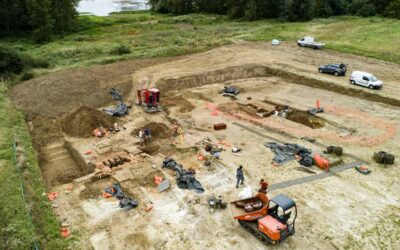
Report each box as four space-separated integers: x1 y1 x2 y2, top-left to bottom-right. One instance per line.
262 100 326 129
40 139 94 188
156 63 400 107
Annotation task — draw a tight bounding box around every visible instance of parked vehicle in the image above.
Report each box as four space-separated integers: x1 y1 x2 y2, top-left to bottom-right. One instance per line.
230 193 297 244
297 37 324 49
318 63 346 76
350 71 383 89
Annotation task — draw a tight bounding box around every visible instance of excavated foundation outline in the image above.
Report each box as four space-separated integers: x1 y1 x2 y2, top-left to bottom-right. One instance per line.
155 63 400 107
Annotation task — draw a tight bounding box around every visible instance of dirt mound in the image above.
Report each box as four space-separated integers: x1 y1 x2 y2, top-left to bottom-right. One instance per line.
61 106 116 137
132 122 173 139
9 57 174 117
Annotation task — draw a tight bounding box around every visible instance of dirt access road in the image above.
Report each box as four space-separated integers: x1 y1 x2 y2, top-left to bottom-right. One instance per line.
9 42 400 249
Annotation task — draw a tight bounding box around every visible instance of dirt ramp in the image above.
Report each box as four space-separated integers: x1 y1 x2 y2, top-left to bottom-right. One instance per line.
61 106 116 137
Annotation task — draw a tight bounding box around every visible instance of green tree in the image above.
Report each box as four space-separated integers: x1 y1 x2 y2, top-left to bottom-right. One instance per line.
328 0 348 15
26 0 53 42
281 0 315 21
226 0 246 18
244 0 258 20
50 0 79 34
255 0 284 18
385 0 400 18
348 0 377 17
197 0 227 14
315 0 333 17
0 0 31 35
370 0 390 14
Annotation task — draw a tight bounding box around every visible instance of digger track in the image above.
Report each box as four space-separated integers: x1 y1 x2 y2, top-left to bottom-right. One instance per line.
238 220 272 245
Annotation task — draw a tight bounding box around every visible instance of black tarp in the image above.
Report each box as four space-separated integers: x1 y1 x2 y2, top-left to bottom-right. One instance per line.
162 158 204 193
103 102 129 117
264 142 313 166
104 183 138 211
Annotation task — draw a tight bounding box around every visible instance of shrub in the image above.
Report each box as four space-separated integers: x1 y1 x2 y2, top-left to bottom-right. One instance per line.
109 44 131 55
0 46 25 75
20 71 35 81
385 0 400 19
348 0 377 17
23 56 50 69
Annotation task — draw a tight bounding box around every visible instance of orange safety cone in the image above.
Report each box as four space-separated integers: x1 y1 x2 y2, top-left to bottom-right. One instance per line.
316 99 320 109
61 227 71 238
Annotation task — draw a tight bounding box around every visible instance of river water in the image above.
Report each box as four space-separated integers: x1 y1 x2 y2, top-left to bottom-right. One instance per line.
77 0 150 16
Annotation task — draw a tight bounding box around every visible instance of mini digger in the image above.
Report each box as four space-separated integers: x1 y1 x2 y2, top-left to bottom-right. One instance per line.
230 193 297 244
136 87 162 113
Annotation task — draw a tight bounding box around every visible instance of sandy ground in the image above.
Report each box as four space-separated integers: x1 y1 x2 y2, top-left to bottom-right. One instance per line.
10 42 400 249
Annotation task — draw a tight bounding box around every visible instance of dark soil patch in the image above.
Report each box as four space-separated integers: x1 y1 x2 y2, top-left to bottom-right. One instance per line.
287 111 325 129
80 177 114 199
139 144 160 155
142 169 166 188
61 106 116 137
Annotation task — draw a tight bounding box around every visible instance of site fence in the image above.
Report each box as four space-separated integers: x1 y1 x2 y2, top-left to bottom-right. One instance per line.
12 133 40 250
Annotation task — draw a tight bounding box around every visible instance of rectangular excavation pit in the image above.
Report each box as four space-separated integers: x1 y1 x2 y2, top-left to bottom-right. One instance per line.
40 139 95 188
263 99 326 129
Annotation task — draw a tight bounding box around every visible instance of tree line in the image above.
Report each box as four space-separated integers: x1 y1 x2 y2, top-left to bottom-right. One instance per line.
149 0 400 20
0 0 79 42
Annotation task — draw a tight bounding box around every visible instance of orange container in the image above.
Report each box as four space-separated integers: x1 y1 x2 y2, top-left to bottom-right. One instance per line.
313 154 329 171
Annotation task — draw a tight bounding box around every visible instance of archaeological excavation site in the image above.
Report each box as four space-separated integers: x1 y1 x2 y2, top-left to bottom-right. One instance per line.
10 43 400 249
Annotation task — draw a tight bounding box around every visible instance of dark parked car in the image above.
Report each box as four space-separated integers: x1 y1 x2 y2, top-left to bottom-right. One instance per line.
318 63 346 76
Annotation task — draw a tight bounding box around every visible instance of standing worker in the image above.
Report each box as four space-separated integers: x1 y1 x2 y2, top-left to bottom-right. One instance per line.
236 166 245 188
138 129 145 144
259 179 269 194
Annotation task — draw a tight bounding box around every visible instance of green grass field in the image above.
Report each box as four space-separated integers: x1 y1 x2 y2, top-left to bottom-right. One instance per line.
0 12 399 249
1 13 400 77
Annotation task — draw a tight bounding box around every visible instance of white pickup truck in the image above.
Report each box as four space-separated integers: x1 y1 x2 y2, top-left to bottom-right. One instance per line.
297 37 325 49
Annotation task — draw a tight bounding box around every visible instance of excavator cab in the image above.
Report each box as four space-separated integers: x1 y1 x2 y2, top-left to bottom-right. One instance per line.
263 194 297 242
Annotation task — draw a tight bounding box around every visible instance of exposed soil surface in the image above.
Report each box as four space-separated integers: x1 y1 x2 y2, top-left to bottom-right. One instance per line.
10 57 174 149
9 42 400 250
62 106 116 138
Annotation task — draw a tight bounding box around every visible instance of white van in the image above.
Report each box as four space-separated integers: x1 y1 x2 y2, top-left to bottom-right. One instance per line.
350 71 383 89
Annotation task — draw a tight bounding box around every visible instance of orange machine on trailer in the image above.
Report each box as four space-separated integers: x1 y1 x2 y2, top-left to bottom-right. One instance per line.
230 193 297 244
136 87 162 113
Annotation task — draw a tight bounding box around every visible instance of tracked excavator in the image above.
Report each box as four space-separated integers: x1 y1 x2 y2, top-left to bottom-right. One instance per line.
136 88 162 113
230 193 297 244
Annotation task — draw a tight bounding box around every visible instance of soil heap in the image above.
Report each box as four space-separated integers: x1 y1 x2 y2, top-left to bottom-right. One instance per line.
62 106 116 137
132 122 173 140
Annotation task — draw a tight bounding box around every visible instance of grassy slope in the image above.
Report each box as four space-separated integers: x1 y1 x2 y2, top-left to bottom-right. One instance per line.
0 85 71 249
1 13 399 76
0 13 399 249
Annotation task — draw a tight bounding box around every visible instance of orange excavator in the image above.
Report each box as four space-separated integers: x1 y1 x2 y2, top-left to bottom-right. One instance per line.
230 193 297 244
136 87 162 113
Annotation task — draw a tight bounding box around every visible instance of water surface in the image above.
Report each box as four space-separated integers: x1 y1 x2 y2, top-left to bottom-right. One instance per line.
77 0 150 16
